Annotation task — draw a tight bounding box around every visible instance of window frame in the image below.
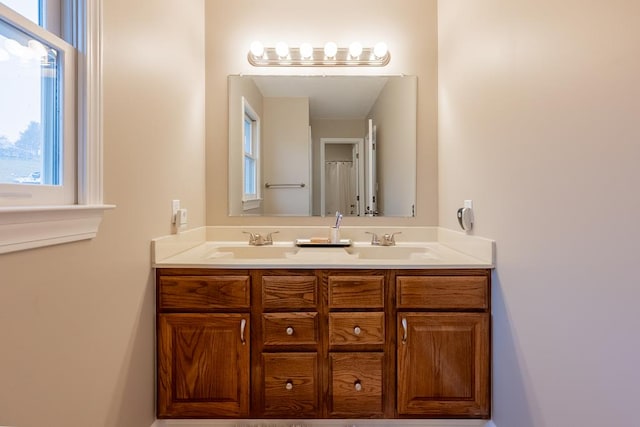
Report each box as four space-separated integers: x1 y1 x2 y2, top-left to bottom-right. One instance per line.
0 5 77 206
241 97 261 211
0 0 113 254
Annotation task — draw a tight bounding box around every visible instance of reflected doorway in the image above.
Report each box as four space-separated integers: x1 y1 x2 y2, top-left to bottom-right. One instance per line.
320 138 364 216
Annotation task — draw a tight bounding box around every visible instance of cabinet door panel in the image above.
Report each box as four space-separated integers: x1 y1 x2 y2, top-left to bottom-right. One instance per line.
262 275 318 309
328 275 384 308
329 312 385 347
397 313 489 417
396 275 488 310
263 312 319 347
159 276 250 310
328 352 384 417
262 353 319 417
158 314 249 418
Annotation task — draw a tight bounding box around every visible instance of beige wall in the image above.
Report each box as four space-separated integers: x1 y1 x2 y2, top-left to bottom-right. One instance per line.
368 76 417 216
0 1 206 426
205 0 438 226
262 97 311 215
438 1 640 426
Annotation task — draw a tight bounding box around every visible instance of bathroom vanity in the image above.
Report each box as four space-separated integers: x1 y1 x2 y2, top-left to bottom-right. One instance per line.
153 226 494 421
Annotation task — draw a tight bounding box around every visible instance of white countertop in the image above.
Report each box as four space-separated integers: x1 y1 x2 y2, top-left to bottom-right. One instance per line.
152 226 494 269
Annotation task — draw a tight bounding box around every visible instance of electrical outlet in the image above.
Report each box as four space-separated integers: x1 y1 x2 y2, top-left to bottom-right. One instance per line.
171 200 180 224
177 208 188 226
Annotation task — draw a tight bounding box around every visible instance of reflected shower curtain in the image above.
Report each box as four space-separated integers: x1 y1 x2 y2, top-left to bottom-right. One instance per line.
325 161 356 215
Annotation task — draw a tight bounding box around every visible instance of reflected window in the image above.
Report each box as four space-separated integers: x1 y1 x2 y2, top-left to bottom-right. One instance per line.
242 97 260 208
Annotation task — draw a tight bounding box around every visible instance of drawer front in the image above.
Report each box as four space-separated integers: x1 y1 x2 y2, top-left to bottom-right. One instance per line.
329 312 384 347
328 276 384 308
262 353 318 417
158 275 250 310
263 313 318 346
262 275 318 309
396 275 489 310
328 352 384 416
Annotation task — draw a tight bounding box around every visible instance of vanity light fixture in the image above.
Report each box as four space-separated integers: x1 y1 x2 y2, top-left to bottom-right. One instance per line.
248 40 390 67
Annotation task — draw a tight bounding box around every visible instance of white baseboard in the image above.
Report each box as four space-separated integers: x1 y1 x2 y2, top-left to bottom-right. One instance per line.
151 420 494 427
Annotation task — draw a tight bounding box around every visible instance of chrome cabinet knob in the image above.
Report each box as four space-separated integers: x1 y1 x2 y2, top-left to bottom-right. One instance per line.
285 380 293 390
353 326 361 336
354 380 362 392
286 326 294 335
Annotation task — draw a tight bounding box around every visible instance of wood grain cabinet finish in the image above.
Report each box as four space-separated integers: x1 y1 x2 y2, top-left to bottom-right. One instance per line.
156 268 491 420
396 273 491 418
157 313 250 418
157 269 251 419
328 352 384 417
262 352 319 417
254 272 322 418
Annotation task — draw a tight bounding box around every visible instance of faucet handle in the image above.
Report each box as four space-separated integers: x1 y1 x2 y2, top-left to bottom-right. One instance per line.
365 231 380 245
266 231 279 243
242 231 258 245
381 231 402 246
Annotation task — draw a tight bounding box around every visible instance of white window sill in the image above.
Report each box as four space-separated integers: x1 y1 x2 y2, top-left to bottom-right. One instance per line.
0 204 115 254
242 198 262 211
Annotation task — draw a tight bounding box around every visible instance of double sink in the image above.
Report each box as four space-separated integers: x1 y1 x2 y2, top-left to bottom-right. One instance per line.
206 243 437 261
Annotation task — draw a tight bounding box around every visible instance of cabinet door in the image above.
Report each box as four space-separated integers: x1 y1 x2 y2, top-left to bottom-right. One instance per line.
397 313 489 418
262 353 319 418
328 352 384 417
158 313 250 418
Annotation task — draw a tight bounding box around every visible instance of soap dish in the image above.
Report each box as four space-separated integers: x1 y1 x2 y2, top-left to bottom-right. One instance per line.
295 238 352 247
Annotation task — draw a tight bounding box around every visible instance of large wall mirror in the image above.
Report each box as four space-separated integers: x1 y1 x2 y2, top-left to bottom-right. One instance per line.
228 75 417 217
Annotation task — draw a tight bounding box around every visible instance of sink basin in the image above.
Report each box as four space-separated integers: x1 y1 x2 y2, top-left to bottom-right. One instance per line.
346 245 436 260
207 245 299 259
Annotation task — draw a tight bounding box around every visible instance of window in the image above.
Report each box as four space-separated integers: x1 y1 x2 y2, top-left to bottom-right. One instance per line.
0 0 111 254
242 97 261 210
0 2 75 205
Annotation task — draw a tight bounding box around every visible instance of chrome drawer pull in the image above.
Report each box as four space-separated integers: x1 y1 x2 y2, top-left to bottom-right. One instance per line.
285 380 293 390
240 318 247 345
354 380 362 392
353 326 361 336
401 317 408 344
286 326 294 335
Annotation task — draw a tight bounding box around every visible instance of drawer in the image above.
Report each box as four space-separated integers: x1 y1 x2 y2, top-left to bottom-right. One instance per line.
396 275 489 310
263 313 318 347
158 275 250 310
262 353 318 417
328 352 384 416
262 275 318 309
328 275 384 308
329 312 384 347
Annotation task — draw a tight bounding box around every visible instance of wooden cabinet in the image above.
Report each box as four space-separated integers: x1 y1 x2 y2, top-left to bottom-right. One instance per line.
326 273 387 418
156 269 251 418
253 271 321 418
156 267 491 420
396 274 491 418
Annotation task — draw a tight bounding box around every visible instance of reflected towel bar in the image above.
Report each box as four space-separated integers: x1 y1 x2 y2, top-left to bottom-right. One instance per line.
265 182 306 189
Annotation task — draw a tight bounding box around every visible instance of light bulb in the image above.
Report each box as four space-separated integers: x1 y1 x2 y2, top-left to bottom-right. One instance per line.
373 42 388 59
348 41 363 58
324 41 338 58
250 40 264 57
299 43 313 59
275 42 289 58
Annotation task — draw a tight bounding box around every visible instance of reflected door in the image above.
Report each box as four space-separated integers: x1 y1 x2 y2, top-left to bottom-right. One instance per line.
365 119 378 216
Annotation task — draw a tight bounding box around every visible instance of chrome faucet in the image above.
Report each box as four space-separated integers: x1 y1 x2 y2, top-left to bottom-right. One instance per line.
243 231 279 246
365 231 401 246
